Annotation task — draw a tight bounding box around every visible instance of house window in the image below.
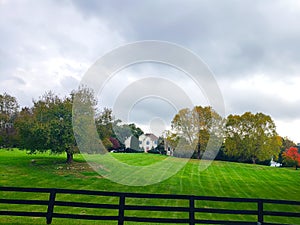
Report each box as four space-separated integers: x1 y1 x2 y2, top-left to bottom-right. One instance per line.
139 141 142 144
146 141 150 145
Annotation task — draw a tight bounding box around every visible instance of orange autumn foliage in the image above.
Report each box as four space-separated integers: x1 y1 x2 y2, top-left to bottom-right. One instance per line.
283 147 300 169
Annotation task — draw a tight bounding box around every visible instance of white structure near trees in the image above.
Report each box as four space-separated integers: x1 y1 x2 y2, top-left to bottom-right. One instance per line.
164 140 174 156
124 135 139 150
139 133 158 152
124 133 158 152
270 157 282 167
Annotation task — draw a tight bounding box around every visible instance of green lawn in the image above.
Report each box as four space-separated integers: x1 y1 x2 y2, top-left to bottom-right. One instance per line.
0 149 299 224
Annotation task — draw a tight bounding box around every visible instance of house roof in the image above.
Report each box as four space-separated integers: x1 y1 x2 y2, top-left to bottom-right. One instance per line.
143 133 158 140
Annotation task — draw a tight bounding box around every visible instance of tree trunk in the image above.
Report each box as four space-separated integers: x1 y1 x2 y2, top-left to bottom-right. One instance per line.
66 152 73 164
252 158 256 164
197 143 201 159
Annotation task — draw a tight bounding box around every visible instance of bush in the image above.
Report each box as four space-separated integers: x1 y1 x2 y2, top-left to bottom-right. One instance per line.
124 148 144 153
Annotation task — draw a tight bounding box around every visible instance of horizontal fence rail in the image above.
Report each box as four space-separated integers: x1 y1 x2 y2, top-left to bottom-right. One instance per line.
0 186 300 224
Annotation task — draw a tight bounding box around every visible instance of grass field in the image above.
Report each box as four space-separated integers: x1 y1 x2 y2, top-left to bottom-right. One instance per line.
0 149 299 224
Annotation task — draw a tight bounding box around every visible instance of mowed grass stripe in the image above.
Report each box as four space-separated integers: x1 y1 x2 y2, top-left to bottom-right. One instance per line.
221 163 247 198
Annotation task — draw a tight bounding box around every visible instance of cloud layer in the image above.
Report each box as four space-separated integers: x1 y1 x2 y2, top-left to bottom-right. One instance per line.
1 0 300 141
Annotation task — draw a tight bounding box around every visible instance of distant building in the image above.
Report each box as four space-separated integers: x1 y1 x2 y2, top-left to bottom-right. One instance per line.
139 133 158 152
124 136 139 150
270 157 282 167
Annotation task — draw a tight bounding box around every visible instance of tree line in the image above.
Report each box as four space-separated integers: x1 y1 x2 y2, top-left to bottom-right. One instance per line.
167 106 299 168
0 89 143 163
0 91 299 168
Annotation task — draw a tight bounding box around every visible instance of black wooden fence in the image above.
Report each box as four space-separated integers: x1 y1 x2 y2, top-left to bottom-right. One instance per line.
0 186 299 225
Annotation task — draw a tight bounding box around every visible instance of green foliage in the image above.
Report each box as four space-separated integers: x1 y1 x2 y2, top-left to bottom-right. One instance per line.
72 87 100 154
128 123 144 138
224 112 281 163
0 92 19 148
101 137 113 149
278 136 296 163
95 108 114 140
170 106 224 158
16 88 96 163
113 123 144 145
113 123 132 144
155 136 166 154
0 92 19 119
165 131 179 149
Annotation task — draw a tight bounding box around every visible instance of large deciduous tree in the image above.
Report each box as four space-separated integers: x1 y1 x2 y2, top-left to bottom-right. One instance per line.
16 92 75 163
170 106 224 159
224 112 281 164
16 88 96 163
0 93 19 148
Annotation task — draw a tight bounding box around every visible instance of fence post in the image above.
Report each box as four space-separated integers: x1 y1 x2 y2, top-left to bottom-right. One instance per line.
46 189 56 224
257 199 263 225
118 194 125 225
189 196 195 225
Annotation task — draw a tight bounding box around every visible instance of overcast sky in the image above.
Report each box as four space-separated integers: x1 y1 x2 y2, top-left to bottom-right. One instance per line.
1 0 300 142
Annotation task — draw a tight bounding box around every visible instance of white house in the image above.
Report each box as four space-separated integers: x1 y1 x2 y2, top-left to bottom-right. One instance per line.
139 133 158 152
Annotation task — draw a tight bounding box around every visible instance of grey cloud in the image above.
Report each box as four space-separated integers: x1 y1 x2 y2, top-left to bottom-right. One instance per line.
60 76 79 93
227 92 300 121
70 0 300 78
110 76 194 125
128 98 177 125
